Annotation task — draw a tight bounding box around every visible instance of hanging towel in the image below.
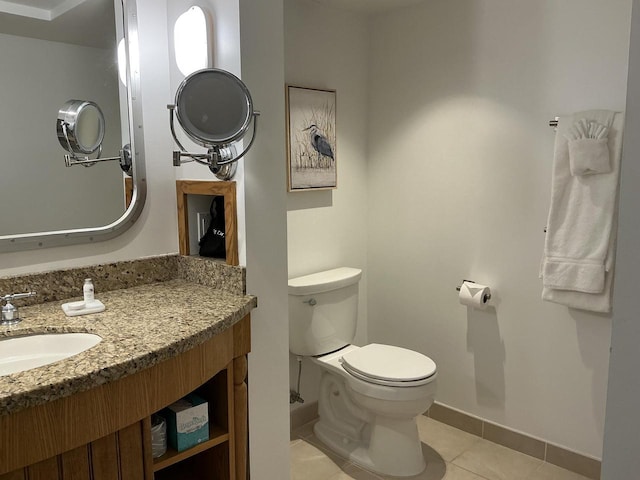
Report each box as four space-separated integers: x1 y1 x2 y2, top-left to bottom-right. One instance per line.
565 118 612 175
540 110 624 313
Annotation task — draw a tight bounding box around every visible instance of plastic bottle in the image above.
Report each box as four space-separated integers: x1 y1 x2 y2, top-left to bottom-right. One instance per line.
83 278 95 303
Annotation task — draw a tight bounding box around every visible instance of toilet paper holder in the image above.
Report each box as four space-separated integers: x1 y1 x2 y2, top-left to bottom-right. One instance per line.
456 280 492 303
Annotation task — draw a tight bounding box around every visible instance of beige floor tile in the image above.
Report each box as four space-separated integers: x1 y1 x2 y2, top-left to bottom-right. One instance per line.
417 416 483 462
329 464 384 480
303 433 347 458
333 460 487 480
442 463 491 480
373 443 447 480
290 438 347 480
452 439 543 480
327 471 367 480
291 436 489 480
527 463 593 480
291 419 316 440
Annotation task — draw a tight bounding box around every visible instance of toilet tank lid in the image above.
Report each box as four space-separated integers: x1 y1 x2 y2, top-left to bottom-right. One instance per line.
288 267 362 295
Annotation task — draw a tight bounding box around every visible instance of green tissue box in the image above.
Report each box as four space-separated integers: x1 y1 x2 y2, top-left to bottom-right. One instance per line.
163 393 209 452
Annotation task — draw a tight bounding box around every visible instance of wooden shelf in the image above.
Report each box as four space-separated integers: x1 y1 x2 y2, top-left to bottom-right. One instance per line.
153 424 228 472
175 180 238 265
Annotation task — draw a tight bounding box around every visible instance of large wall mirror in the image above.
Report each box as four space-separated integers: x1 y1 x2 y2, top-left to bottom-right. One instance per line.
0 0 145 252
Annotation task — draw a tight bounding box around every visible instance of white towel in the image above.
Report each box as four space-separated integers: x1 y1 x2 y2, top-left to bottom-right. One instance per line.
541 110 624 313
565 118 612 175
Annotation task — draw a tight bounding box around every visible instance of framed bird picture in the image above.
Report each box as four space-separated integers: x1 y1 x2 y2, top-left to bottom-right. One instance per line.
286 85 337 191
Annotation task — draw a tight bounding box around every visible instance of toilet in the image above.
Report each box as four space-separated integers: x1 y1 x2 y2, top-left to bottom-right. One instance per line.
289 267 437 477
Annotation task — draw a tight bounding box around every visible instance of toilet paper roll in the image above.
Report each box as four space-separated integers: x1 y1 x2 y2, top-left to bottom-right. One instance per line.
458 281 491 309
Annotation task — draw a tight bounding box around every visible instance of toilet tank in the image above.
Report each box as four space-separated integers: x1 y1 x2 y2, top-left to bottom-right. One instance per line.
288 267 362 356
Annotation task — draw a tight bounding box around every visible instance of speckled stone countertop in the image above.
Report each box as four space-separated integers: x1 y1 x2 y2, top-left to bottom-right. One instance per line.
0 256 256 416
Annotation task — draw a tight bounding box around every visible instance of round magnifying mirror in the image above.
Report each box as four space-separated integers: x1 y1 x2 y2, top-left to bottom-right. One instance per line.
174 68 253 146
57 100 105 155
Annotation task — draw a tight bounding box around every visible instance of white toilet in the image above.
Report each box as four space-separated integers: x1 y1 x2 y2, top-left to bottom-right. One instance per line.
289 267 438 477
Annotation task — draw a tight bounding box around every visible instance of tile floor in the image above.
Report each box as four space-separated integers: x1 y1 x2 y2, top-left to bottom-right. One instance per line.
290 416 592 480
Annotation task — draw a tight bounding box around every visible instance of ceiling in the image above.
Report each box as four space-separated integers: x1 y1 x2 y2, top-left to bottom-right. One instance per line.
0 0 116 49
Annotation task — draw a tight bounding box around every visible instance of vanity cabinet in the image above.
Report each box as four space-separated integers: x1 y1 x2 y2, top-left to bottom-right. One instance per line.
0 315 250 480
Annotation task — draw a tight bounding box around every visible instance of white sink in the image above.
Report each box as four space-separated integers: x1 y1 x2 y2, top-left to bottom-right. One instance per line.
0 332 102 376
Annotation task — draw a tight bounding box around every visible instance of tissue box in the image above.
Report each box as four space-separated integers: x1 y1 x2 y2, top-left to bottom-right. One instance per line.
163 394 209 452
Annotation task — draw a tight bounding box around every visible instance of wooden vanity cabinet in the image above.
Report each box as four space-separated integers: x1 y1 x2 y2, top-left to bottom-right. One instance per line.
0 315 250 480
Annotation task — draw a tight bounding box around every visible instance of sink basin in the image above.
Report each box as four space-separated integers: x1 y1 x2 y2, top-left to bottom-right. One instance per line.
0 333 102 376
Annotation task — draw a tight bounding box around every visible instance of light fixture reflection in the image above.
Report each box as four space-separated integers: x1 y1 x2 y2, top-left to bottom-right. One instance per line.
117 38 126 85
174 6 209 76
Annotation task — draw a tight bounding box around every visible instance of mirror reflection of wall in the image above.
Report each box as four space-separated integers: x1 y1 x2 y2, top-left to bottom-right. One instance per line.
0 0 127 236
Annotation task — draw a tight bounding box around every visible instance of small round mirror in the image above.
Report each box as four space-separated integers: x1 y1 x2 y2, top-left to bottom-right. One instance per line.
57 100 105 155
174 68 253 146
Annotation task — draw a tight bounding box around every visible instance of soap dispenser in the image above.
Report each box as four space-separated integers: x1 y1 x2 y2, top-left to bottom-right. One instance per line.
61 279 104 317
83 278 95 303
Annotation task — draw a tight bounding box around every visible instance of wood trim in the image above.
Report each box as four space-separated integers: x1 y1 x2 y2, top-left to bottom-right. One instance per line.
140 416 154 480
152 427 229 472
176 180 238 265
0 470 25 480
59 445 91 479
124 177 133 209
0 315 251 474
233 356 248 480
227 362 237 480
233 314 251 357
90 433 119 479
26 457 59 480
118 422 146 480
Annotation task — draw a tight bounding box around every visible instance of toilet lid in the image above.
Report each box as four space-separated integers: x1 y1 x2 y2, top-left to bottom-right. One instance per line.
340 344 436 386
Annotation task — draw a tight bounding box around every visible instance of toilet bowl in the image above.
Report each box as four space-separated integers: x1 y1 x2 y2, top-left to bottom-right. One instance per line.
288 267 439 477
311 344 437 477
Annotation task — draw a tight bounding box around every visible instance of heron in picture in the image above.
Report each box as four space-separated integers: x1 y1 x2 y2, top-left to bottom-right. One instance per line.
303 124 334 167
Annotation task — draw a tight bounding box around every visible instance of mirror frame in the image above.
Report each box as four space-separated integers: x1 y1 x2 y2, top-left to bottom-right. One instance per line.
0 0 146 253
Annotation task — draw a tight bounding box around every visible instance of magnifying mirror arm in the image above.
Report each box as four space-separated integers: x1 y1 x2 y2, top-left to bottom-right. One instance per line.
64 145 133 174
168 108 260 169
64 153 117 166
59 119 132 173
168 105 216 166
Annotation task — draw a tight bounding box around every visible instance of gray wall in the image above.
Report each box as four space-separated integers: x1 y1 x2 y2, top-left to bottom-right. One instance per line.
601 0 640 476
0 33 124 235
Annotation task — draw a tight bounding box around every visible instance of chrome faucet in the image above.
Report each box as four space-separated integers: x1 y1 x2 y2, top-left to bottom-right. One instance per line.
1 291 36 326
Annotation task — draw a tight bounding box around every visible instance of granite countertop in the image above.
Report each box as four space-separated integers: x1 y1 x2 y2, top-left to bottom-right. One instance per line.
0 279 257 416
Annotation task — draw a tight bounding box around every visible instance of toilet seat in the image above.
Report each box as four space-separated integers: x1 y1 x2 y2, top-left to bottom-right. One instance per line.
340 343 436 387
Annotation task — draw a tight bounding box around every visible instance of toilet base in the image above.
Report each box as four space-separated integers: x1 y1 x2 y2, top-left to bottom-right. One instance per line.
314 414 426 477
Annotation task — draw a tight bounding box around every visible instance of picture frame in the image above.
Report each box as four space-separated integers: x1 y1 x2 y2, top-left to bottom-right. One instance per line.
286 85 337 192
